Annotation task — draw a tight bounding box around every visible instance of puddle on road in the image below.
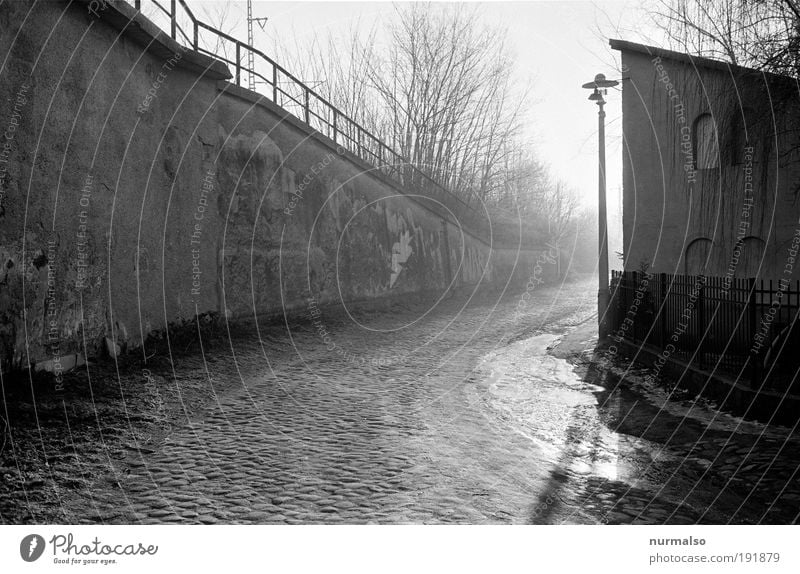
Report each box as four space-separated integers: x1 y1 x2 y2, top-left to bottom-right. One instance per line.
474 334 643 485
469 329 795 525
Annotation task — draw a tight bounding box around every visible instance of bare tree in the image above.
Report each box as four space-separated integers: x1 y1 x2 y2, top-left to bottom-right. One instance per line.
493 148 549 211
649 0 800 76
197 2 240 64
272 4 535 208
361 3 529 206
268 2 568 229
269 19 380 131
647 0 800 196
539 181 580 247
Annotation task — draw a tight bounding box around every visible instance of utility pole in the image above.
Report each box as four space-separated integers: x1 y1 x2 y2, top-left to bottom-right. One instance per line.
246 0 255 91
246 0 269 91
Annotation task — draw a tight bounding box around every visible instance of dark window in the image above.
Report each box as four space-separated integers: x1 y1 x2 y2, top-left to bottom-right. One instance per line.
694 113 719 169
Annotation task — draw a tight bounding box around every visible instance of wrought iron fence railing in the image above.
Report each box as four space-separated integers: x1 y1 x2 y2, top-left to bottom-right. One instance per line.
610 270 800 394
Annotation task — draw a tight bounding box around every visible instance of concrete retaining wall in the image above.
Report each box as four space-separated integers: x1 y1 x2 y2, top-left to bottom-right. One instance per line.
0 0 547 374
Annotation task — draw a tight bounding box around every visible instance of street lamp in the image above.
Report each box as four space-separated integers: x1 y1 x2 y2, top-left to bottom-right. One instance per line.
582 73 619 342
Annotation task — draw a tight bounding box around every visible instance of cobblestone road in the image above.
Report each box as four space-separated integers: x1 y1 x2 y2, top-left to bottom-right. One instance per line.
2 276 799 524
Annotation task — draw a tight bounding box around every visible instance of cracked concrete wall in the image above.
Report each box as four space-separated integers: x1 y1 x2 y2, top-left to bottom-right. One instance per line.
0 0 544 374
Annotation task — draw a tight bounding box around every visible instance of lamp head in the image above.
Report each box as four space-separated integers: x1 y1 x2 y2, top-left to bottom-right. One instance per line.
583 73 619 105
595 73 619 88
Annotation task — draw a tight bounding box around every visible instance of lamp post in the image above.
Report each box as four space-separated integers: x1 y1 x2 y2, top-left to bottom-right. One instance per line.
582 73 619 342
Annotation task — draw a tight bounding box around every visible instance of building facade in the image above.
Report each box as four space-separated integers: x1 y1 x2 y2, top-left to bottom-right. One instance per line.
611 40 800 283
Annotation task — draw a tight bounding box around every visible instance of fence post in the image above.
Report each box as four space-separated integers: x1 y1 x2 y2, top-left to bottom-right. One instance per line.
613 271 619 334
631 271 638 343
660 273 667 348
697 276 705 367
615 271 622 335
170 0 177 39
235 43 241 85
748 277 760 388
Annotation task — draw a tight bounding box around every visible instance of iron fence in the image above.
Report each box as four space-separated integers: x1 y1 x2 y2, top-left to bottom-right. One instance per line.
610 271 800 393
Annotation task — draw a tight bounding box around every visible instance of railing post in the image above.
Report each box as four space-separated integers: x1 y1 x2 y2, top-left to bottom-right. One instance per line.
235 42 241 85
171 0 177 39
193 21 198 50
332 110 338 144
135 0 141 10
304 88 310 125
697 276 705 367
660 273 667 348
272 66 278 103
748 277 761 388
608 271 616 335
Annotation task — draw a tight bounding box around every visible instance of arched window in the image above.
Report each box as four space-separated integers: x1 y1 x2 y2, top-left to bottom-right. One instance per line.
694 113 719 169
685 237 714 275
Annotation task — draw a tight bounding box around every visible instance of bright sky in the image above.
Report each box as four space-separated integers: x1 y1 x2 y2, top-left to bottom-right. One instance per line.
180 1 664 251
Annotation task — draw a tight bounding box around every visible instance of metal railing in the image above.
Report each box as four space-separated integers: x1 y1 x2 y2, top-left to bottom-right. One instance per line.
127 0 504 225
611 271 800 393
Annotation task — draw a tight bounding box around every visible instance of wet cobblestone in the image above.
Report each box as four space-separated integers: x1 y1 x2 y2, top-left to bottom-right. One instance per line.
2 277 799 524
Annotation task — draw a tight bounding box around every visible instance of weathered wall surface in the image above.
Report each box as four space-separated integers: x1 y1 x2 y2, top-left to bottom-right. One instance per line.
617 44 800 279
0 1 546 374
